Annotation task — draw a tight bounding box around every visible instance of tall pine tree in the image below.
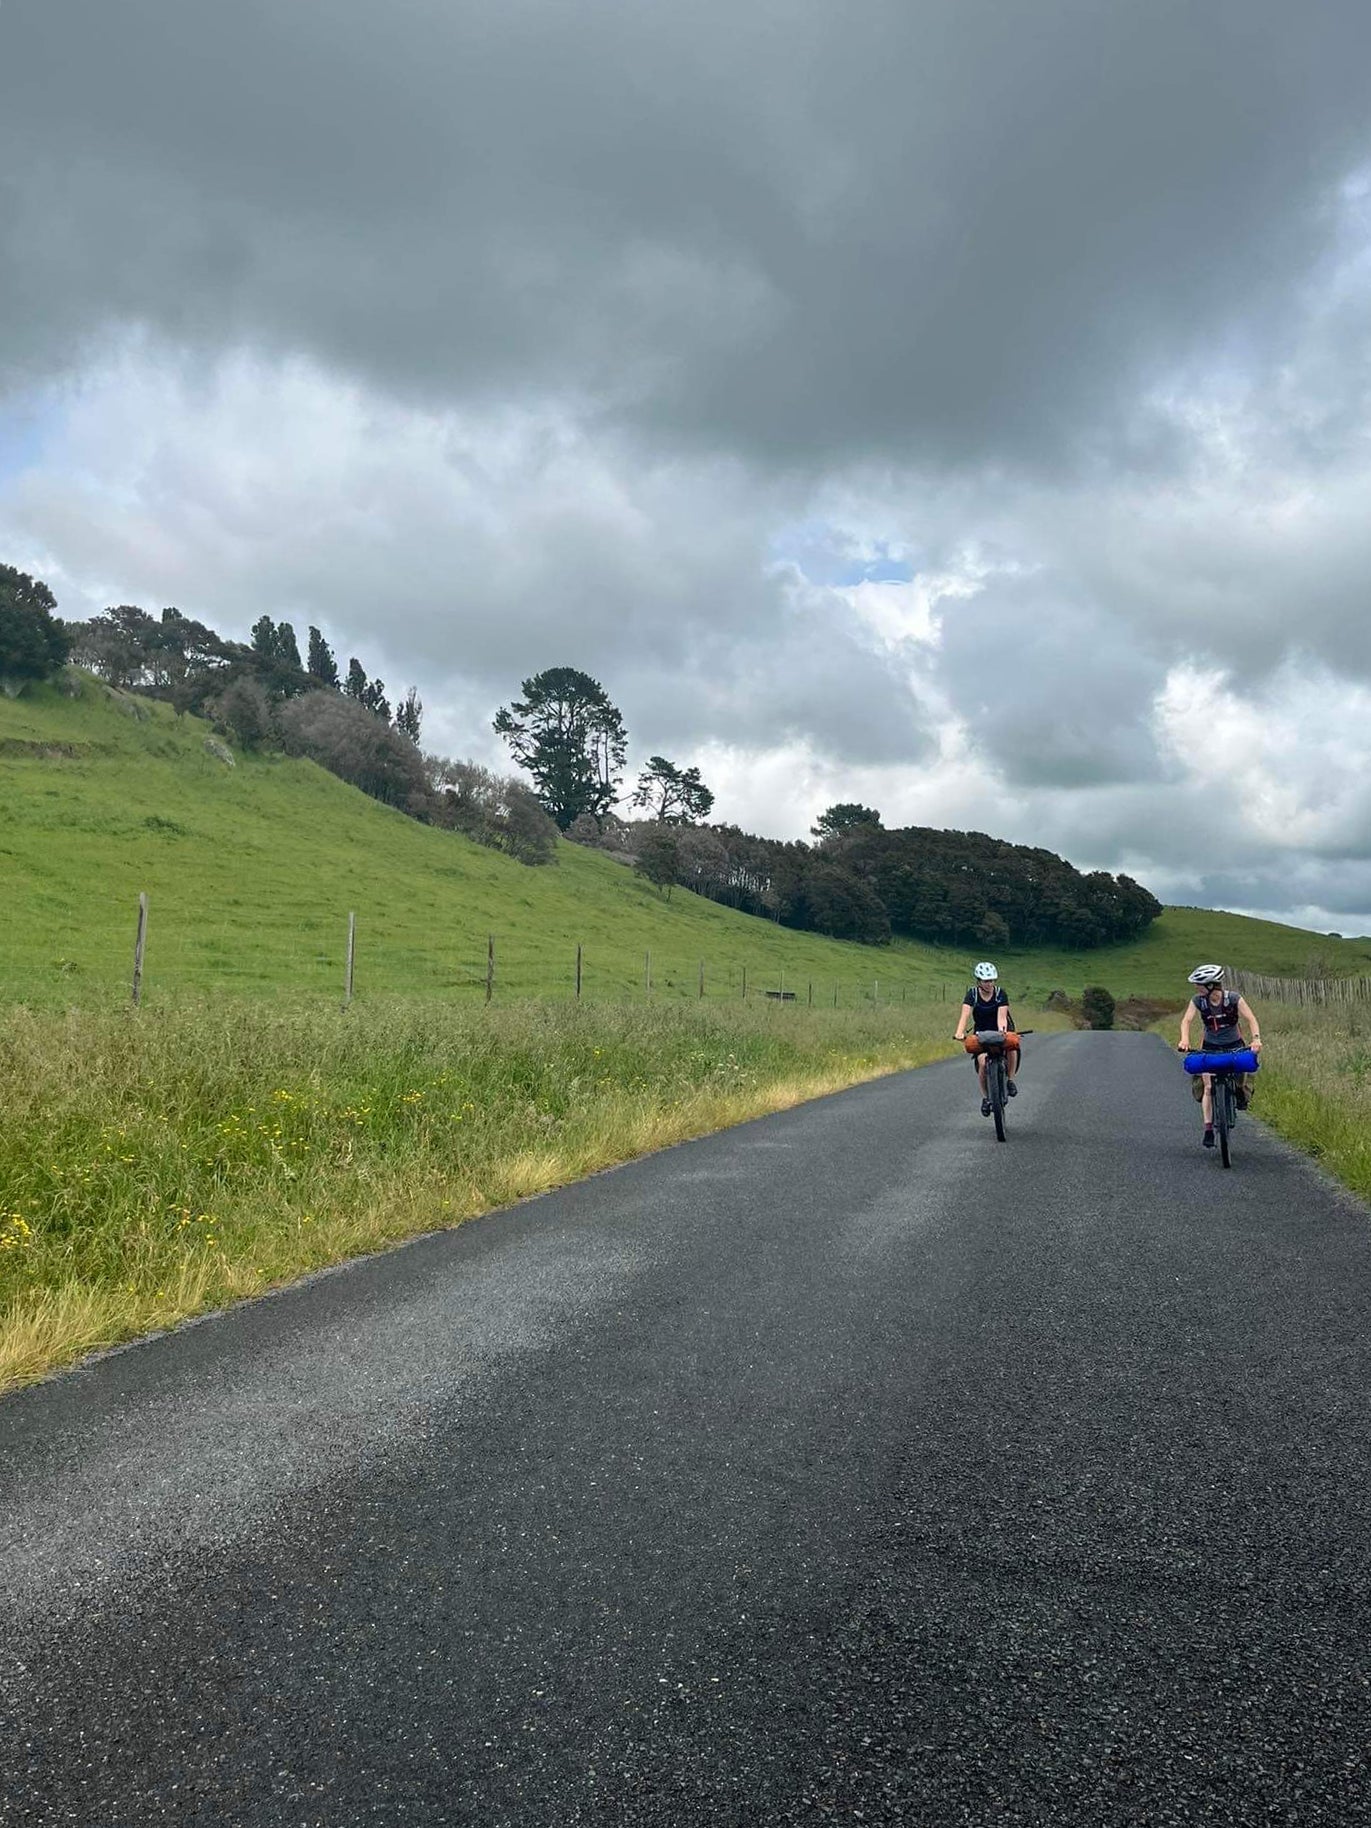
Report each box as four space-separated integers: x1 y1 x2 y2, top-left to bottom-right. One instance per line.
395 687 422 744
307 626 340 688
493 666 627 829
275 621 302 673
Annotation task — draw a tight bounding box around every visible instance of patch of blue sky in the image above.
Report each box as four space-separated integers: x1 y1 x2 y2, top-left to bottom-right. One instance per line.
769 521 915 589
0 394 57 486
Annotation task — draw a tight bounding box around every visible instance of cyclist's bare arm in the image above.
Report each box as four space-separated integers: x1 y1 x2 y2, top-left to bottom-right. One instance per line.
1178 1004 1195 1051
1236 996 1263 1051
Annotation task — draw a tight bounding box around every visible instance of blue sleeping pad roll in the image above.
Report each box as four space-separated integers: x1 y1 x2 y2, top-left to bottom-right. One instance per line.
1184 1049 1260 1075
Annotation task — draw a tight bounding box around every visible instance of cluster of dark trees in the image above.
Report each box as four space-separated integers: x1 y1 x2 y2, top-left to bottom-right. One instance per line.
591 805 1162 951
63 599 418 737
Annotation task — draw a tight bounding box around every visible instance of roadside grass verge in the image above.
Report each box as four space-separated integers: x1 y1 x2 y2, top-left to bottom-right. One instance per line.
1153 1002 1371 1203
1236 1004 1371 1203
0 998 960 1392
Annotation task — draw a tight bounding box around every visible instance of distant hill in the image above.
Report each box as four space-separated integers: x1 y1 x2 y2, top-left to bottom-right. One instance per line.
3 676 1367 1008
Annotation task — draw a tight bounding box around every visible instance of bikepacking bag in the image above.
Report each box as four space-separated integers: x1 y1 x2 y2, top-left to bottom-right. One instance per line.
1183 1050 1260 1075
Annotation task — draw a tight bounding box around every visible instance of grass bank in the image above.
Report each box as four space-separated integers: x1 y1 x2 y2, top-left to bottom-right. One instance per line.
0 997 962 1392
1230 1004 1371 1204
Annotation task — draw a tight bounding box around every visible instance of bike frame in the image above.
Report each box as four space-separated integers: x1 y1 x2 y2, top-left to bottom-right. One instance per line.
973 1029 1032 1143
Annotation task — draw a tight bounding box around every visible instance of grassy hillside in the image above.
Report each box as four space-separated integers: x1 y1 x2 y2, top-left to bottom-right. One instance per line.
0 678 961 1008
4 675 1367 1009
938 904 1371 1005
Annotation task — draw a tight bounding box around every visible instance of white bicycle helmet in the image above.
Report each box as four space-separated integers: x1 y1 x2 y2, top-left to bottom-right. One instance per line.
1188 963 1225 985
973 961 999 981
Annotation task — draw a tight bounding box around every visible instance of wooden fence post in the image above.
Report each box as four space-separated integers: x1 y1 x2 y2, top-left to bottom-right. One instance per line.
741 964 747 1001
343 910 356 1008
576 944 583 1000
808 981 813 1006
486 934 494 1005
645 949 652 995
131 892 149 1007
698 959 705 999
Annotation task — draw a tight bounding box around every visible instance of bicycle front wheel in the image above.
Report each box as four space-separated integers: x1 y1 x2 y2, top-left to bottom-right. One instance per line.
991 1059 1006 1142
1217 1081 1233 1168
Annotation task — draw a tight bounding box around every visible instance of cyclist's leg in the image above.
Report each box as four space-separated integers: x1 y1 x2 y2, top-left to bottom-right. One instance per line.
1201 1073 1214 1125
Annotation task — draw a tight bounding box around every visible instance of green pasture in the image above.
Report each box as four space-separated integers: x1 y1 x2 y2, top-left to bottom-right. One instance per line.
0 678 957 1008
963 903 1371 1005
4 675 1368 1010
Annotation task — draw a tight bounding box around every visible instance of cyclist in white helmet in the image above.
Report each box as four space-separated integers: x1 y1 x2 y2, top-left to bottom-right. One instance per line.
953 961 1021 1115
1177 964 1263 1149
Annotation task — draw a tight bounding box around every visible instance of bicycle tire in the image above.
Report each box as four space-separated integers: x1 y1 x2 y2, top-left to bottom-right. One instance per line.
991 1058 1006 1142
1217 1079 1233 1168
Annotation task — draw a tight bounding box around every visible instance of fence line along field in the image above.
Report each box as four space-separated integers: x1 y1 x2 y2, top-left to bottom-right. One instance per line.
1227 969 1371 1006
88 890 967 1013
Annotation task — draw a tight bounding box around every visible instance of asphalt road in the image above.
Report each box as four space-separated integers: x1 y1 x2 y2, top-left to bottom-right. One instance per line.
2 1031 1369 1826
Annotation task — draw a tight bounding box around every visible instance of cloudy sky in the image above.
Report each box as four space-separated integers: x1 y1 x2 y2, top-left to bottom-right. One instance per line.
3 1 1371 932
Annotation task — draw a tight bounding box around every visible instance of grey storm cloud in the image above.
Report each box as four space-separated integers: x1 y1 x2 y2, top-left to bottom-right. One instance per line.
4 0 1371 468
932 574 1173 790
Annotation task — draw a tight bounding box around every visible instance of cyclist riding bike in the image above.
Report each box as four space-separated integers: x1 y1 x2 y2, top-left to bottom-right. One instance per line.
953 962 1021 1116
1176 964 1263 1149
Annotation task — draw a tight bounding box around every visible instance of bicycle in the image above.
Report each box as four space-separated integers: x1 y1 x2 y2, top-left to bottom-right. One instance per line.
962 1029 1033 1142
1179 1045 1260 1169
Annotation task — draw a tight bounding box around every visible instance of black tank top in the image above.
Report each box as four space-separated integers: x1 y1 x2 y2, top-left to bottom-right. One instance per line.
1195 991 1241 1047
965 986 1012 1031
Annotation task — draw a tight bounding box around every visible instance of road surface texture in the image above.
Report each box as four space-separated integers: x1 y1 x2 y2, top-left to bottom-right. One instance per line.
2 1031 1368 1826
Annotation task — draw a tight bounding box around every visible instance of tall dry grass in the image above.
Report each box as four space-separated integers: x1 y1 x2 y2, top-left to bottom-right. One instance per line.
0 997 956 1390
1242 1002 1371 1201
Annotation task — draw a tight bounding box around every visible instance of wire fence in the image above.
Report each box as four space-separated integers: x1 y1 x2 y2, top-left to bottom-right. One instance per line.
1227 969 1371 1008
0 893 970 1012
